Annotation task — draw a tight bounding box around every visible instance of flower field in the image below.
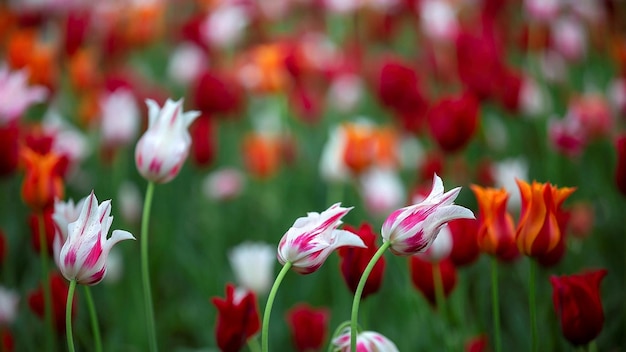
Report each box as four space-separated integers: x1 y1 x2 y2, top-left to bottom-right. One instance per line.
0 0 624 351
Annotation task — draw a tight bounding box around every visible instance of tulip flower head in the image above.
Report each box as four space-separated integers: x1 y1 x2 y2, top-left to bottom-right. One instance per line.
212 284 260 352
277 203 366 274
229 241 275 295
135 98 200 183
286 303 329 352
382 174 475 256
332 328 399 352
0 287 19 326
52 191 135 285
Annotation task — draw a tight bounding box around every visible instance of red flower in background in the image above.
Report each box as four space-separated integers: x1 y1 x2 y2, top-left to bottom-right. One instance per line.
0 122 21 177
409 256 457 307
338 223 386 300
0 228 6 265
286 303 330 352
28 272 75 334
614 134 626 196
28 207 54 256
211 284 260 352
190 113 216 168
455 29 503 101
447 218 481 267
193 70 243 116
1 328 13 352
427 91 479 153
550 269 607 346
464 334 488 352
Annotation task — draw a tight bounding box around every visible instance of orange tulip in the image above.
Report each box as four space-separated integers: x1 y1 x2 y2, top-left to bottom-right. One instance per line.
342 123 375 174
515 180 575 257
20 148 64 211
471 185 519 262
242 133 282 179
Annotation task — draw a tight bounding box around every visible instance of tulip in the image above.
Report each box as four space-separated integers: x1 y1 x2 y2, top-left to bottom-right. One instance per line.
20 148 65 211
515 180 575 258
0 287 19 326
135 98 200 183
0 65 48 124
332 328 399 352
409 256 457 307
277 203 365 274
52 191 135 285
28 273 75 334
550 269 607 346
381 174 475 256
286 304 329 352
338 223 386 299
447 218 481 267
229 242 275 295
212 284 260 352
427 91 479 153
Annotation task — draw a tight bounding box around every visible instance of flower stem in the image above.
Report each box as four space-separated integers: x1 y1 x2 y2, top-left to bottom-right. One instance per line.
38 212 56 351
66 279 77 352
433 261 450 352
350 241 391 351
83 286 103 352
262 261 292 352
491 257 502 352
141 181 158 352
529 259 538 352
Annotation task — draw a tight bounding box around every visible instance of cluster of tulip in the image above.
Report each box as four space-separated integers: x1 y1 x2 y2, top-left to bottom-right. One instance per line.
0 0 624 351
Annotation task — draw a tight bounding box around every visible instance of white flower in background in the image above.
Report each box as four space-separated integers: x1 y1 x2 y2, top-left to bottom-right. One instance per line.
100 88 140 148
359 167 405 216
398 135 425 171
520 78 547 117
608 78 626 115
202 168 245 201
492 158 529 211
102 249 124 284
483 113 509 151
540 50 568 84
167 42 209 87
0 287 19 325
417 224 452 262
524 0 560 22
328 74 363 113
319 126 351 183
202 4 249 48
551 15 587 62
420 0 459 42
229 242 275 295
117 181 143 225
43 108 91 167
324 0 358 14
0 65 48 124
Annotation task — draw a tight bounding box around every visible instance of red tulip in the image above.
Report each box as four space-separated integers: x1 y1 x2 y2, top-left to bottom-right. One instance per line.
190 113 216 168
0 228 6 265
464 334 488 352
448 218 481 267
0 121 21 177
28 207 55 256
193 70 243 116
427 91 479 153
338 223 386 299
615 134 626 196
550 269 607 346
28 272 76 334
286 304 330 352
409 256 457 307
211 284 260 352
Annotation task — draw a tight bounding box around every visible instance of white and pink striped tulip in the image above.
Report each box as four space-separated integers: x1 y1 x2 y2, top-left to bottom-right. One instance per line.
332 328 399 352
381 174 474 256
52 191 135 285
277 203 366 274
135 98 200 183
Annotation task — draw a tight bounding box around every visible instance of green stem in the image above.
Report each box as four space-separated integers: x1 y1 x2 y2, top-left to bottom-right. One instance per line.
247 336 261 352
140 181 158 352
588 340 598 352
350 241 391 351
83 286 103 352
38 212 56 351
529 259 538 352
326 320 352 352
491 257 502 352
261 261 292 352
66 279 77 352
433 261 450 352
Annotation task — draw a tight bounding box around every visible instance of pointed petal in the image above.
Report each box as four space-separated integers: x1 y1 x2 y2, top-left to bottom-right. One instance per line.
145 99 161 127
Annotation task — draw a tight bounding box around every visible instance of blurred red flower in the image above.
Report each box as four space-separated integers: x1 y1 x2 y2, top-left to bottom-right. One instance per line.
28 272 75 334
409 256 457 307
427 91 479 153
550 269 607 346
286 303 330 352
448 218 481 267
190 112 216 168
338 223 386 300
211 283 260 352
614 134 626 196
28 207 54 256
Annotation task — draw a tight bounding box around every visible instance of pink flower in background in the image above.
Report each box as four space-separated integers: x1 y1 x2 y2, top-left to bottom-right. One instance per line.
551 15 587 62
0 65 48 124
419 0 459 42
52 191 135 285
100 88 140 148
524 0 560 22
332 328 399 352
167 42 208 87
203 168 245 201
359 167 405 216
277 203 366 274
135 98 200 183
382 174 475 256
0 287 18 326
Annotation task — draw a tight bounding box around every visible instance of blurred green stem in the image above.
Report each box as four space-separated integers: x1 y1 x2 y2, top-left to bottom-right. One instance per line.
529 259 538 352
247 336 261 352
83 286 103 352
588 341 598 352
38 212 56 351
66 279 77 352
141 181 158 352
262 261 292 352
433 261 450 352
350 241 391 351
491 257 502 352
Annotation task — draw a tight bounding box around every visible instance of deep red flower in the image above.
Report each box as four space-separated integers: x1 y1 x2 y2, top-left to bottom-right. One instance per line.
63 10 91 57
190 113 216 168
495 69 523 113
455 29 504 101
337 223 386 300
211 283 260 352
448 218 481 267
193 70 243 116
286 303 330 352
550 269 607 346
0 121 21 177
28 207 55 256
427 91 479 153
464 334 488 352
0 228 6 265
409 256 457 307
28 272 76 334
614 134 626 196
1 327 13 352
